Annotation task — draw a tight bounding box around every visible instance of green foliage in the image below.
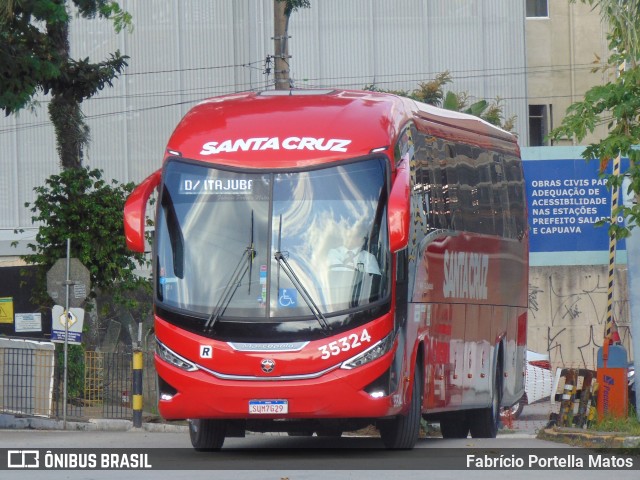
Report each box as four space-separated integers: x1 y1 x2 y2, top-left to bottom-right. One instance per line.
0 1 131 169
590 409 640 435
277 0 311 16
365 71 517 132
571 0 640 67
58 344 85 400
17 167 151 310
551 1 640 239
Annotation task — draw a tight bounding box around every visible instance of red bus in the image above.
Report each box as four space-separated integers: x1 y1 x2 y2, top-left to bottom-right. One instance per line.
124 89 528 450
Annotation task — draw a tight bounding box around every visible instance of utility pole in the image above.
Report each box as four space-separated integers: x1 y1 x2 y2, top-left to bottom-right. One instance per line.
273 0 291 90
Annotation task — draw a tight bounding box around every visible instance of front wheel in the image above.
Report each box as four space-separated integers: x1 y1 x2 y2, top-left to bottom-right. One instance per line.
379 366 423 449
189 419 226 451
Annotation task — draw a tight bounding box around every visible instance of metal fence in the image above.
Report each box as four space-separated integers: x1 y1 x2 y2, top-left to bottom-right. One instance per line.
1 346 158 421
0 345 55 417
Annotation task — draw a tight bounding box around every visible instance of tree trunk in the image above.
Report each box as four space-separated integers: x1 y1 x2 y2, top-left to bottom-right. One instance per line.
48 95 88 170
46 0 88 169
273 0 290 90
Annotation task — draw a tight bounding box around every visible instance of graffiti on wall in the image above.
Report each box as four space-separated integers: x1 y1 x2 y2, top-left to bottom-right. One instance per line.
527 266 631 370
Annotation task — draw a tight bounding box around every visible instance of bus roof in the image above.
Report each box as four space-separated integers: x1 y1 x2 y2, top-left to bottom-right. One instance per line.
166 89 519 168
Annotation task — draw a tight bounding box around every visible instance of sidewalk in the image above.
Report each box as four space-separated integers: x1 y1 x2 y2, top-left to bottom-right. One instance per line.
3 412 640 448
0 413 188 433
539 426 640 448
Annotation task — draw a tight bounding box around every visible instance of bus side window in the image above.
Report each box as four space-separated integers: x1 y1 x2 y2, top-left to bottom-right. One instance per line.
395 126 415 167
412 130 433 231
477 154 495 235
444 144 460 231
505 155 526 239
490 155 512 238
455 149 477 234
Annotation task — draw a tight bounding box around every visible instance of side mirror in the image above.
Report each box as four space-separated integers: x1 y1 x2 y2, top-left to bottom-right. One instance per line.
124 169 161 252
388 161 410 253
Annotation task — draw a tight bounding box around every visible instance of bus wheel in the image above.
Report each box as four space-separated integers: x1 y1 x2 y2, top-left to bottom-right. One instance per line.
379 366 422 449
439 412 469 438
469 362 502 438
315 427 343 437
287 431 314 437
189 419 226 451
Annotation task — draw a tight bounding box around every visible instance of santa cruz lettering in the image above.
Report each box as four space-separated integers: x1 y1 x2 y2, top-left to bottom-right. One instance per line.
200 137 352 155
443 250 489 300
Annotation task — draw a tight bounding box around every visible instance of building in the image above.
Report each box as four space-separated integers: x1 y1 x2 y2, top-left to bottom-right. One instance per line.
525 0 611 146
0 0 632 370
0 0 528 261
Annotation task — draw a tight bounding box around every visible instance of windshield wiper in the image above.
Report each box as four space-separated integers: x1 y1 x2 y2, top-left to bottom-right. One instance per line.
161 189 185 278
274 215 331 333
204 212 256 332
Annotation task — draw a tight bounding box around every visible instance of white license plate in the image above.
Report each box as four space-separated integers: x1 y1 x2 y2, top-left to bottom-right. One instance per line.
248 400 288 415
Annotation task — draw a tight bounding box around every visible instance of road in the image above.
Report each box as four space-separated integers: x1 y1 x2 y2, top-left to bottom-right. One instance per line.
0 404 636 479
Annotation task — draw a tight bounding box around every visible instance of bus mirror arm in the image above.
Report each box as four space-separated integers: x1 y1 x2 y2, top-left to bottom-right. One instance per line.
124 169 162 252
388 163 410 253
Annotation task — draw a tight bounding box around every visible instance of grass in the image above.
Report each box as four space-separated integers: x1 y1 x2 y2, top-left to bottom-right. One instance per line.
589 408 640 435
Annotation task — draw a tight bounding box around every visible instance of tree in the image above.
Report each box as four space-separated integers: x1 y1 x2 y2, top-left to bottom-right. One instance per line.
273 0 310 89
0 0 131 169
549 0 640 238
16 167 151 310
365 71 517 132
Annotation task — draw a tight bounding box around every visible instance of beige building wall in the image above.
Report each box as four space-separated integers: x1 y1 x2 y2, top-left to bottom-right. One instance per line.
526 1 612 146
528 265 631 370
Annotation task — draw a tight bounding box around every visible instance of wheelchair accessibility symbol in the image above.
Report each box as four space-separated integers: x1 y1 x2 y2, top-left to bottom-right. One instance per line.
278 288 297 308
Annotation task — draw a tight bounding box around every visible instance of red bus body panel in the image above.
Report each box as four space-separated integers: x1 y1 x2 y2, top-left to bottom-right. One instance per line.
155 318 402 420
127 89 528 424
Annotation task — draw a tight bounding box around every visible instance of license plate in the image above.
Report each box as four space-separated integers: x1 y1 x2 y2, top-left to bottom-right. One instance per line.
248 400 288 415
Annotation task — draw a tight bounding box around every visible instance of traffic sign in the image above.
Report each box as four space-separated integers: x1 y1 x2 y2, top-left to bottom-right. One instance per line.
46 258 91 308
51 305 84 345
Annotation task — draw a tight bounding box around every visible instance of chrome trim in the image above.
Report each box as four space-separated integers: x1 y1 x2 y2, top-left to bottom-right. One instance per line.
227 341 309 352
157 339 339 380
196 362 341 381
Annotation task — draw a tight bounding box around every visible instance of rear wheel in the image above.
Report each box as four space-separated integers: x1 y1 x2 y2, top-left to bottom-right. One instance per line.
287 431 314 437
189 419 226 451
379 366 423 449
469 361 503 438
315 427 343 437
439 412 469 438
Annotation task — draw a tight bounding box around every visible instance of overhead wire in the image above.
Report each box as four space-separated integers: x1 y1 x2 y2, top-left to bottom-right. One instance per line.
0 59 613 136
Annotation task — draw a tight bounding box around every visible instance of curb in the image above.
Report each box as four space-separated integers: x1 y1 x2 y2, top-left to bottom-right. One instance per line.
0 414 188 433
540 427 640 448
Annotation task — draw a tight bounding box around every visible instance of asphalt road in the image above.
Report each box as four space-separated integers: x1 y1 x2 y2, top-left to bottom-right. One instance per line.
0 403 636 479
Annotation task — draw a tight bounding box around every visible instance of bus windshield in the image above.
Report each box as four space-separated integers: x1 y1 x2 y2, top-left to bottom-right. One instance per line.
156 157 390 322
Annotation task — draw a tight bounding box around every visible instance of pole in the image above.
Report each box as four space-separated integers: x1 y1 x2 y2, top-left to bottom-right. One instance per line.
604 155 621 349
273 0 290 90
132 323 143 428
63 238 70 430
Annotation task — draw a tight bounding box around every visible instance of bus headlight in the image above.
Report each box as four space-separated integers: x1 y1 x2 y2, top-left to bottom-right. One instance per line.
341 332 395 370
156 340 198 372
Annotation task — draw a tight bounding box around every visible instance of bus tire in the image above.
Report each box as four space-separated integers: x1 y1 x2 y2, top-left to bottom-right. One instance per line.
379 366 422 449
189 419 226 451
439 412 469 438
469 361 502 438
315 427 343 437
287 431 314 437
